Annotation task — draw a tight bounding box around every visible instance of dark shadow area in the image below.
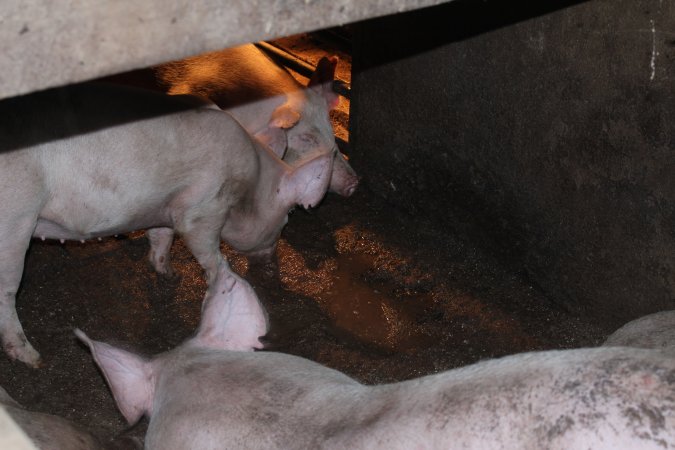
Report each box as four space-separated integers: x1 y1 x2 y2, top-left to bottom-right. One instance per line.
351 0 589 70
350 0 675 325
0 83 200 152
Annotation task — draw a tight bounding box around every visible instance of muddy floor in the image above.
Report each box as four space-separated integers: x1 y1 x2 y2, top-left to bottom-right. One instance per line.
0 185 611 446
0 33 613 447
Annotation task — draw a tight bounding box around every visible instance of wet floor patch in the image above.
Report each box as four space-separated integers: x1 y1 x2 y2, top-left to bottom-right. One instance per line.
278 235 437 352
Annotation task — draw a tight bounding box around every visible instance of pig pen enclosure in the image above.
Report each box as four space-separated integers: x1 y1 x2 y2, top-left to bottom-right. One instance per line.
1 0 674 447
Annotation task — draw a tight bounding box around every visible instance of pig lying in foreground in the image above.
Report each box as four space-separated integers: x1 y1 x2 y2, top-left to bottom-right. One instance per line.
155 43 359 197
603 310 675 352
0 385 140 450
0 83 333 367
78 271 675 450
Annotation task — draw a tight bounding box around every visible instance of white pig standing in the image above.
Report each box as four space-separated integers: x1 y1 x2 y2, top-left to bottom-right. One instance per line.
155 43 360 197
0 83 334 367
603 310 675 353
78 269 675 450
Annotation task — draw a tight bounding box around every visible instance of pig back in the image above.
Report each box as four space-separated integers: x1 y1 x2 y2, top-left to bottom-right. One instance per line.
603 310 675 352
5 83 258 237
146 348 365 450
156 44 299 109
155 44 310 141
363 346 675 449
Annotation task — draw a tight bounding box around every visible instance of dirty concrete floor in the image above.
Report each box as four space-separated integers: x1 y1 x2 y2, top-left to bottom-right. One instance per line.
0 185 610 445
0 32 612 447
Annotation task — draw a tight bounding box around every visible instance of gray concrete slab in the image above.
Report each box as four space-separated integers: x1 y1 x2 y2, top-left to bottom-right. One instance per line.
0 0 449 100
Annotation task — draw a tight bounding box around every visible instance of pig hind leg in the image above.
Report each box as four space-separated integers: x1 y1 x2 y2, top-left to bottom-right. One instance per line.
0 216 41 367
147 227 175 276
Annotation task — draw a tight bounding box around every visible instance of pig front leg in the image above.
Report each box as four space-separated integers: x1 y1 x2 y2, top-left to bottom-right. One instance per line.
176 211 228 286
0 217 41 367
147 227 175 276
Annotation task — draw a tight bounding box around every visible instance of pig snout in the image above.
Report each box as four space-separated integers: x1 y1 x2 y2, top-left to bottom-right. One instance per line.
330 151 359 197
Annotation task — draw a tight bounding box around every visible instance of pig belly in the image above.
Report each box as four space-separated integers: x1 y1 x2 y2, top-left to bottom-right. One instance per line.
33 213 167 241
35 193 171 241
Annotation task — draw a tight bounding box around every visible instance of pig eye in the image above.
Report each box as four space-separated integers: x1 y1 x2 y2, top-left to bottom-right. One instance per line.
288 207 295 215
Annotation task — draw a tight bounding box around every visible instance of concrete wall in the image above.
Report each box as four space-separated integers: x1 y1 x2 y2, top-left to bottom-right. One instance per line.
351 0 675 327
0 0 448 100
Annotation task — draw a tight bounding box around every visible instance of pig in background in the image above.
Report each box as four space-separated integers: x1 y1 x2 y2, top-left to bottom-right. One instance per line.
0 82 334 367
118 43 360 197
78 269 675 450
0 385 141 450
603 310 675 353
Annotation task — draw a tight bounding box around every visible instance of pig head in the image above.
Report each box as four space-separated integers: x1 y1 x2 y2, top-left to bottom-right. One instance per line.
79 269 675 449
0 83 333 367
76 266 269 426
156 43 359 197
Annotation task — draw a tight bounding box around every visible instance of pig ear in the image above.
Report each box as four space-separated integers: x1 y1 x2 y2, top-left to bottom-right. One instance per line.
75 329 153 425
280 151 333 209
254 128 287 159
308 56 340 110
258 103 301 157
308 56 338 87
269 103 301 129
194 266 268 352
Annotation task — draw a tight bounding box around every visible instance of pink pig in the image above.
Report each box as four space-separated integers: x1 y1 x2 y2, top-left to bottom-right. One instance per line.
156 44 359 197
603 310 675 353
0 385 141 450
0 82 333 367
79 268 675 450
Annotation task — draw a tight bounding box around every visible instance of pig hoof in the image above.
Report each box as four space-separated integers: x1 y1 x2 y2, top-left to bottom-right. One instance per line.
5 342 42 368
157 267 176 278
148 259 175 277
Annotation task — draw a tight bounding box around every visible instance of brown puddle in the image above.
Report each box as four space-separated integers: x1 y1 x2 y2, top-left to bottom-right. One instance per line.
277 225 437 352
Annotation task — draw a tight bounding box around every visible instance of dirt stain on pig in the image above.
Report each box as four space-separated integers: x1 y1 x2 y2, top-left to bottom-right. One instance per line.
546 415 575 440
624 403 667 435
248 408 280 425
91 170 119 193
180 361 214 376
